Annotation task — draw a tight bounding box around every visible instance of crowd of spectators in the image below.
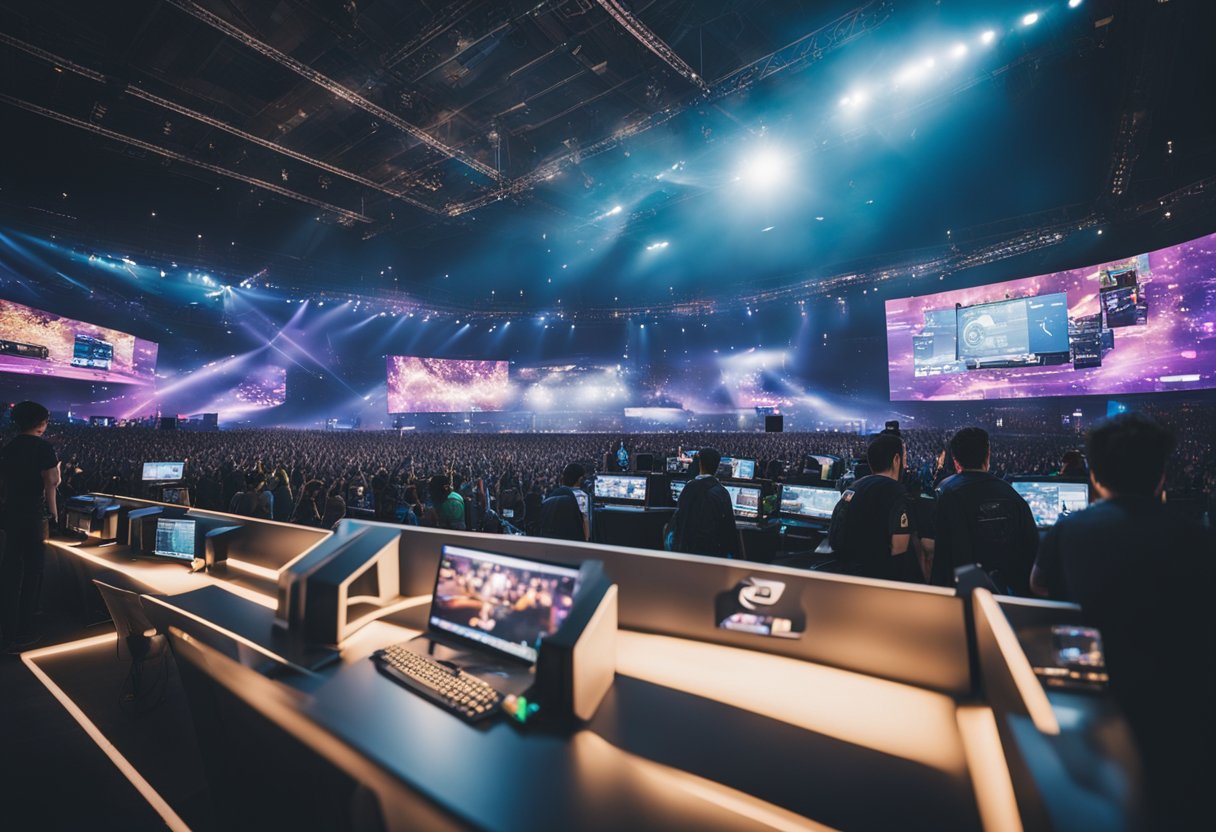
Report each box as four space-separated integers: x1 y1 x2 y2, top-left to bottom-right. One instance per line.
38 404 1216 534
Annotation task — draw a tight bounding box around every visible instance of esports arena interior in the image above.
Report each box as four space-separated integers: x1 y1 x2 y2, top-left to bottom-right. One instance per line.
1 1 1215 831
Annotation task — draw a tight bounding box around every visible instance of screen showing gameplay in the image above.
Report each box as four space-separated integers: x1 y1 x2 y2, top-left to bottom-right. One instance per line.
0 298 158 384
429 545 580 664
670 479 687 502
722 484 762 519
153 518 196 562
142 461 185 481
886 232 1216 399
594 474 648 503
780 484 843 521
1012 481 1091 529
718 457 757 479
386 356 510 413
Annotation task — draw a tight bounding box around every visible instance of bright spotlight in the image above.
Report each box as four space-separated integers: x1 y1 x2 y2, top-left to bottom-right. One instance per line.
1068 0 1082 7
740 150 787 188
1021 12 1039 26
980 29 996 45
950 42 968 59
645 241 669 251
608 205 622 215
895 62 928 85
839 89 868 109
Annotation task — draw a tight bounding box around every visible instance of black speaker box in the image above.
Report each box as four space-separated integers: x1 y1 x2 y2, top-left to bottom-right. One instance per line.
765 414 784 432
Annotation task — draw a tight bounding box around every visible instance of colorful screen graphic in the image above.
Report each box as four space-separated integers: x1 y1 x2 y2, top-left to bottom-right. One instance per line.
0 298 158 384
886 233 1216 400
386 356 511 413
203 366 287 416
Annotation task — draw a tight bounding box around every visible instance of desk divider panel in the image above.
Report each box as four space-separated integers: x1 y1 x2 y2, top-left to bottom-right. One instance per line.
353 520 972 696
93 493 330 572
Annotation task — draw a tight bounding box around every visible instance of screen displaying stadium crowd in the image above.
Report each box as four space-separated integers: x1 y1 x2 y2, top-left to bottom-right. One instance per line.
36 399 1216 536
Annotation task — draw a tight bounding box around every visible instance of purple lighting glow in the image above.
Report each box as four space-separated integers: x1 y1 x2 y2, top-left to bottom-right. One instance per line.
386 356 511 413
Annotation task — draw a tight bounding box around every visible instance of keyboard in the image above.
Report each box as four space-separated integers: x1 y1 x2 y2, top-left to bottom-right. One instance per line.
372 643 504 722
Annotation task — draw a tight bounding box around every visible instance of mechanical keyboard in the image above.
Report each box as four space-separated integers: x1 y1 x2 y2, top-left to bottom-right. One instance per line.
372 643 504 722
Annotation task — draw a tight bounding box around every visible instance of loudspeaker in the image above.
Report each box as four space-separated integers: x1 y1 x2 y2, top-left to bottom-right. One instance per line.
602 453 615 472
159 416 178 430
633 453 654 473
765 414 784 432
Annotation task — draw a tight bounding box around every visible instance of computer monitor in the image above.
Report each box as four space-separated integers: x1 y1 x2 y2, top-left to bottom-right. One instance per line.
152 517 197 562
717 457 757 480
429 545 580 664
780 484 843 522
722 483 763 521
1011 480 1090 529
593 473 648 505
142 461 185 481
670 478 687 503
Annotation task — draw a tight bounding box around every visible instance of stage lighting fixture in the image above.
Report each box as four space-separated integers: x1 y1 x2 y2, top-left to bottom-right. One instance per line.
950 42 968 59
646 241 670 251
608 205 622 215
1021 12 1039 26
980 29 997 45
740 150 788 188
1068 0 1082 7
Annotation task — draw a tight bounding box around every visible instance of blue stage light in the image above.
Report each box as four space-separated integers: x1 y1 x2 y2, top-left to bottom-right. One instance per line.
739 150 787 188
1022 12 1039 26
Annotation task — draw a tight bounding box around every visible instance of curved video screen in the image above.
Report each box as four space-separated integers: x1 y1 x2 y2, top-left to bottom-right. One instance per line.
386 355 511 413
886 232 1216 400
0 298 158 385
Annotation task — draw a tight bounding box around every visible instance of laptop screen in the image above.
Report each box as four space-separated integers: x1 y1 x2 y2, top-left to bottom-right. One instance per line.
1011 480 1090 528
429 545 580 664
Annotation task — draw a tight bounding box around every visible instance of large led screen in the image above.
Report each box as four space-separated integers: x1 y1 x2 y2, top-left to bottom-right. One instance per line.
386 356 511 413
203 366 287 416
886 233 1216 400
0 298 158 385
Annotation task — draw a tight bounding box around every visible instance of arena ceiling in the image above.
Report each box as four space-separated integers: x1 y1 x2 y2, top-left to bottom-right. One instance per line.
0 0 1213 313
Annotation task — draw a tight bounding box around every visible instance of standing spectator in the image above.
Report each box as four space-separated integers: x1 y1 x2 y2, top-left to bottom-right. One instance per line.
0 402 60 652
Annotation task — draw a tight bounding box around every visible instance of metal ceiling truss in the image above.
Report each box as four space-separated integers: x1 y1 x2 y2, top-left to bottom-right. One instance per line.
445 0 893 216
0 32 442 215
163 0 504 184
593 0 709 91
0 93 373 224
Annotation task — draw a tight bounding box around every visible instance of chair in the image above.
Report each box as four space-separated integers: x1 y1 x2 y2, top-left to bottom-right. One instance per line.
93 579 169 713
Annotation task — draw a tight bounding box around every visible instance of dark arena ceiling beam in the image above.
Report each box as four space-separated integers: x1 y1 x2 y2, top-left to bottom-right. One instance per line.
163 0 504 185
0 32 442 216
593 0 709 92
0 93 374 224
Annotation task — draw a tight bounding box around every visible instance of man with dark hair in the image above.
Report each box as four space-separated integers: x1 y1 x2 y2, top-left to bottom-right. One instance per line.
670 448 738 559
828 433 921 581
1031 413 1215 827
0 401 60 652
538 463 588 541
424 474 466 530
930 427 1038 594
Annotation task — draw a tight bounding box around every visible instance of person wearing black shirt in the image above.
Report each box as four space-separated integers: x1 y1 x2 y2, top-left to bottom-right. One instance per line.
1031 413 1215 829
827 433 920 581
670 448 738 559
0 401 60 652
930 427 1038 594
539 463 589 542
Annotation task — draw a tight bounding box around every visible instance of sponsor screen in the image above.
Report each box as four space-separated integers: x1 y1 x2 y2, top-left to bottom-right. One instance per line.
0 298 158 384
386 356 511 413
886 233 1216 400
